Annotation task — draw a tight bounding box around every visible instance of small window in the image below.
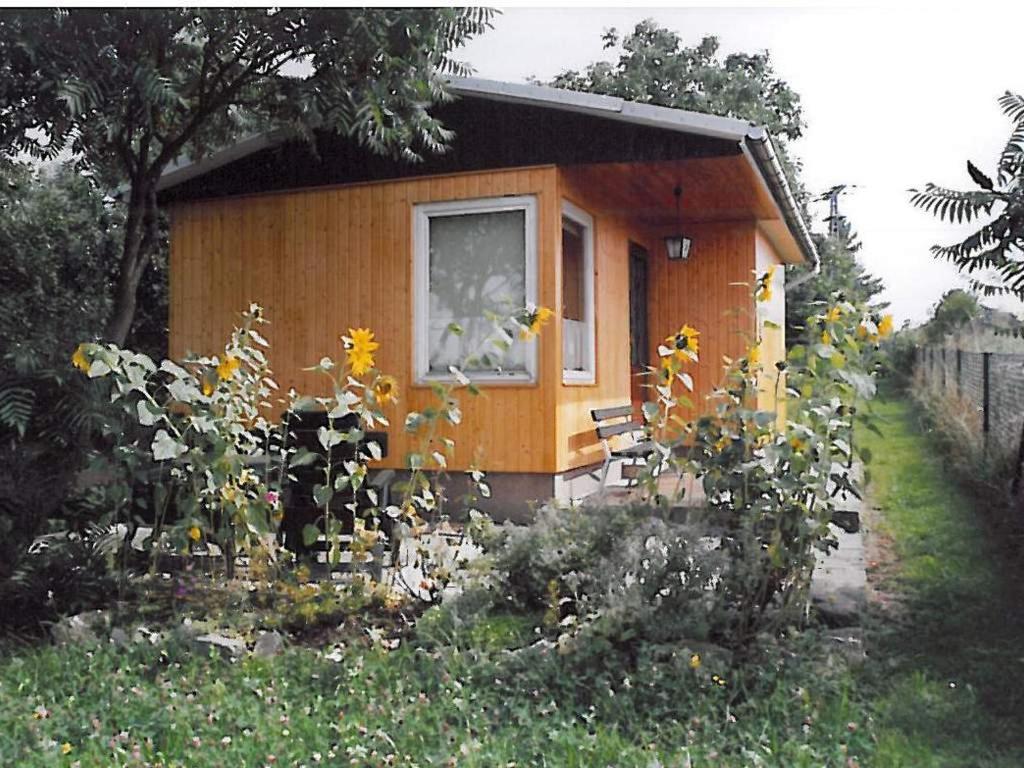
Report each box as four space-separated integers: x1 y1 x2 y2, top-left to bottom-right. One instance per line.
413 196 538 383
561 201 595 383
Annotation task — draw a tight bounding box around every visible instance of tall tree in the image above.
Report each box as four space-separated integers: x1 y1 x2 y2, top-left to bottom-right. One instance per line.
911 92 1024 303
551 21 803 143
0 8 492 344
921 289 980 344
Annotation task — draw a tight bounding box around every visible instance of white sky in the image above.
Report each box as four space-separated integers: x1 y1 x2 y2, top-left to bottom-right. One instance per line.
457 4 1024 325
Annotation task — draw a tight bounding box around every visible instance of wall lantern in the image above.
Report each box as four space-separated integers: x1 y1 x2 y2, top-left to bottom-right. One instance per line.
664 184 692 261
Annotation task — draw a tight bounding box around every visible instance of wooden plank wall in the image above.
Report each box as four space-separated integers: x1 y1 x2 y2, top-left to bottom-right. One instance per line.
169 166 561 475
646 220 758 424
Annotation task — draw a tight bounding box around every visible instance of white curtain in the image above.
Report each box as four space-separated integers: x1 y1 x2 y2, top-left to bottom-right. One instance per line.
428 209 527 374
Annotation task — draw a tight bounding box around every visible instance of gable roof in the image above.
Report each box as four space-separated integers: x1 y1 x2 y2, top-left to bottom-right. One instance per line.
157 77 817 266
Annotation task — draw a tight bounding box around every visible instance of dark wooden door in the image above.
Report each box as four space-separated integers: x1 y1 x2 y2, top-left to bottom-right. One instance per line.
628 243 649 407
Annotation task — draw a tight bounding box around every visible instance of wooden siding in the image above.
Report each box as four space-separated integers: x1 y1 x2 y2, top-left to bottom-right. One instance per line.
647 220 759 423
169 166 561 475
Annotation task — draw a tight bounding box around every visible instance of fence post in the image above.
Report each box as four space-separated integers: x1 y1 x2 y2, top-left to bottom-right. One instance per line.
983 352 992 450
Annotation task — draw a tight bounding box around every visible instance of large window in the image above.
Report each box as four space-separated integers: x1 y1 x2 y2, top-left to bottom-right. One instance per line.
413 196 538 383
561 201 595 383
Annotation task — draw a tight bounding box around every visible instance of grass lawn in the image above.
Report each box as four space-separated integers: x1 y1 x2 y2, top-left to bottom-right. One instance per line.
860 392 1024 766
1 391 1022 766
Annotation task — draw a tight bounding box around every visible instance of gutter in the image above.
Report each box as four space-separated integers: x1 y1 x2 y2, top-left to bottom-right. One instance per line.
742 127 819 271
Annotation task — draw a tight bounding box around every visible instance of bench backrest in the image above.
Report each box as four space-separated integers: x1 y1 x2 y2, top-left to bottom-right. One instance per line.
591 405 644 454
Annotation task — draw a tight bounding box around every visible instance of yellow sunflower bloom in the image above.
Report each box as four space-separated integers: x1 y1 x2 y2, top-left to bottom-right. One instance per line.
756 265 777 303
60 743 73 755
216 355 240 381
821 330 830 345
344 328 379 375
347 348 375 376
689 653 702 670
188 526 202 542
878 314 894 338
748 343 761 366
71 344 90 373
825 306 842 323
666 324 700 361
520 306 553 340
372 374 398 405
856 324 869 339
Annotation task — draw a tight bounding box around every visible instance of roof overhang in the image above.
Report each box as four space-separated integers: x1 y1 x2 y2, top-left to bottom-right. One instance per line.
157 76 818 267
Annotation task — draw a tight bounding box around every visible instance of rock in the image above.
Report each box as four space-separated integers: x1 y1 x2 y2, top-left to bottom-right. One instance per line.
109 627 130 648
193 633 247 658
51 610 109 646
252 631 284 659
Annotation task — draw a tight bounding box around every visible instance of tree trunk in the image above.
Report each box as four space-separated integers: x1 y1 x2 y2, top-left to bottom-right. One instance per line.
103 175 159 345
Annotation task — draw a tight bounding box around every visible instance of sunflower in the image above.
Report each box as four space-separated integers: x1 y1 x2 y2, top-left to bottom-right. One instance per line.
372 374 398 405
344 328 379 376
825 305 842 323
519 306 553 340
188 526 202 542
665 324 700 361
877 314 894 338
821 330 831 345
756 265 777 303
748 343 761 366
71 343 90 373
216 355 241 381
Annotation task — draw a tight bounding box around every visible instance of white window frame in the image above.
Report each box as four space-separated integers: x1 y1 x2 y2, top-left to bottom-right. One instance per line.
561 200 596 385
413 195 539 385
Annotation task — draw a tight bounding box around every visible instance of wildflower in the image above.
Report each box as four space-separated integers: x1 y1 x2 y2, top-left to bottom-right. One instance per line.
61 743 73 755
821 330 830 345
825 305 842 323
344 328 379 376
32 705 50 720
665 324 700 361
221 485 239 504
747 343 761 366
789 436 806 452
756 266 777 302
188 526 202 542
519 306 553 340
265 490 280 506
201 374 215 397
71 344 90 373
216 355 241 381
878 314 894 338
856 323 869 339
372 374 398 405
689 653 701 670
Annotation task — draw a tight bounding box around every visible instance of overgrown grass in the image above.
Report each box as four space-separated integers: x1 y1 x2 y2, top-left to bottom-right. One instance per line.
860 392 1024 766
0 627 873 767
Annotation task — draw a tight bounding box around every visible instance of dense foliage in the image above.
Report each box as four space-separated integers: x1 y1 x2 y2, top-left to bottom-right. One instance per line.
0 8 492 343
911 92 1024 304
0 160 165 591
786 231 886 343
550 20 803 144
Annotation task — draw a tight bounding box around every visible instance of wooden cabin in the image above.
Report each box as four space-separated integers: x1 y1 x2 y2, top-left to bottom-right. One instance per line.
158 78 817 518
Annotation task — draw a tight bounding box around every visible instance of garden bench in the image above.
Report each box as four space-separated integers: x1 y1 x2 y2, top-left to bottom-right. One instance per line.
591 404 657 491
